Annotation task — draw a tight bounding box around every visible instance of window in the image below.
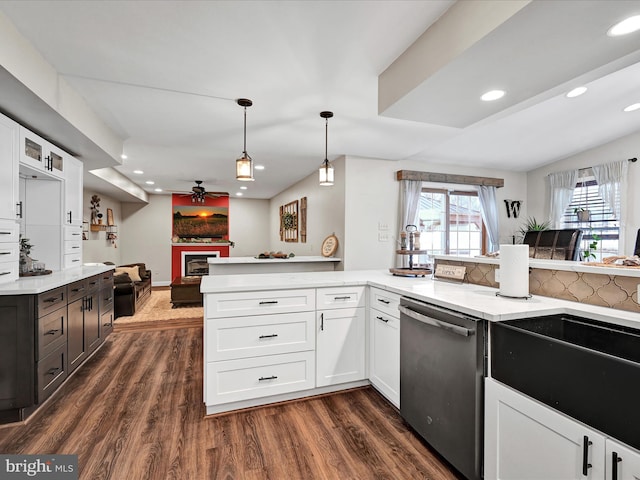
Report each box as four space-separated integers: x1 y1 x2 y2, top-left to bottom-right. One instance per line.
561 174 619 260
417 188 486 260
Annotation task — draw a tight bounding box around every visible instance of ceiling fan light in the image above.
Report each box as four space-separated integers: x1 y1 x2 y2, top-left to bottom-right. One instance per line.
236 154 254 181
319 159 334 186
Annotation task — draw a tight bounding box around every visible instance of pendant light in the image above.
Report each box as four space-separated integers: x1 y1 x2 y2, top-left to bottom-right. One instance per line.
319 111 334 186
236 98 254 181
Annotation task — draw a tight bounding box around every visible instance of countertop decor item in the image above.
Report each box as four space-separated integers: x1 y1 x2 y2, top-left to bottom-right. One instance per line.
321 234 338 257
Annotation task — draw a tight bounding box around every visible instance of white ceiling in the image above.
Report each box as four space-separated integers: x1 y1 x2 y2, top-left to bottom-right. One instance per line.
1 0 639 200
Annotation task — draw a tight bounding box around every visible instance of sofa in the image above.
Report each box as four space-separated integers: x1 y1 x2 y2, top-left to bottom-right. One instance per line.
113 263 152 318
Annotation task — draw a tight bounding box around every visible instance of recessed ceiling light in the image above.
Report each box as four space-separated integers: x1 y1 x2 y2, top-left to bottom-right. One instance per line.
566 86 587 98
145 180 155 185
607 15 640 36
154 188 163 192
121 154 128 160
624 103 640 112
133 170 144 175
235 192 243 196
481 90 505 101
240 186 248 190
254 165 265 170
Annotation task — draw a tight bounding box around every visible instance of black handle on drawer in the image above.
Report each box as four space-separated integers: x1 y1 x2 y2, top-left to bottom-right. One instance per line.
259 300 279 305
377 298 390 304
72 246 80 249
0 251 10 255
334 296 351 300
44 296 61 303
376 316 389 323
0 231 12 235
612 451 622 480
259 334 278 339
45 329 60 335
47 367 60 375
72 287 85 293
0 271 10 276
258 376 278 381
582 436 592 476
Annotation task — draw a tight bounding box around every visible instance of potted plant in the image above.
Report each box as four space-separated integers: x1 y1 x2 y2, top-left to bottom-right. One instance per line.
19 236 34 273
574 207 591 222
517 216 550 241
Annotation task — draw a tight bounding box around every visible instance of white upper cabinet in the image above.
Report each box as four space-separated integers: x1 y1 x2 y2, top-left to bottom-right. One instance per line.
0 114 19 221
64 156 83 226
19 126 65 179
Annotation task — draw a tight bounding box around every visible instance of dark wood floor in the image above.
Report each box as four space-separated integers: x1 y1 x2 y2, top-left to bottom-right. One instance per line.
0 326 463 480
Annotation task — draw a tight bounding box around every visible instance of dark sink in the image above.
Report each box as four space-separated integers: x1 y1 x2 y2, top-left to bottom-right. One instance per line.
491 314 640 449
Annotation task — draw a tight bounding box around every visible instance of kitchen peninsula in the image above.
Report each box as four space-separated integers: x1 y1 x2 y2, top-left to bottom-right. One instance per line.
207 255 340 274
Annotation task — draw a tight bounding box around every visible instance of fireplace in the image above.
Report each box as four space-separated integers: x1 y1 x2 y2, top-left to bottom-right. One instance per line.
181 251 220 276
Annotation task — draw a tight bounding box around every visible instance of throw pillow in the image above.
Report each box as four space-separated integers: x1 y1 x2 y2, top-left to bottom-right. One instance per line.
115 265 142 282
113 272 132 284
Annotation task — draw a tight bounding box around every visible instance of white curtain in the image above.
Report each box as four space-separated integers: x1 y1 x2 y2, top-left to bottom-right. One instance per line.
592 159 628 251
477 185 500 252
398 179 422 231
398 180 422 266
548 169 579 228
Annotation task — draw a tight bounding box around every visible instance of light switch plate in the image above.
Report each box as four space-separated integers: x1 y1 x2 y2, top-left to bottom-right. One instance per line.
378 222 389 231
378 232 389 242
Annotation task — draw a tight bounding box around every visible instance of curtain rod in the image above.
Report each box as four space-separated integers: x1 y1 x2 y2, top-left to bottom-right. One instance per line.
578 157 636 173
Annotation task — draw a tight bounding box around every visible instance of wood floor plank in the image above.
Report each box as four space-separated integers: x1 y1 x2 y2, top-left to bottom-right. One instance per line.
0 325 463 480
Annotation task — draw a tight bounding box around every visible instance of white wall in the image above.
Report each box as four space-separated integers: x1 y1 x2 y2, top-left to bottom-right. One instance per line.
82 190 122 265
527 130 640 253
229 198 270 257
269 157 346 266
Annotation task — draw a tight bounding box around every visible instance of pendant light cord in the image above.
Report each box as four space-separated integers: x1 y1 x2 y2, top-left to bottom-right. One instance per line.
243 106 247 156
324 116 328 162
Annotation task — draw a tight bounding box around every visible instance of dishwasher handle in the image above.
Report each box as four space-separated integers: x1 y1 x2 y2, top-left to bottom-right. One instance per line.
399 305 475 337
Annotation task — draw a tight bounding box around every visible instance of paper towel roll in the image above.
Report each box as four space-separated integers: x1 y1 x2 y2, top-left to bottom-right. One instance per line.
499 244 530 298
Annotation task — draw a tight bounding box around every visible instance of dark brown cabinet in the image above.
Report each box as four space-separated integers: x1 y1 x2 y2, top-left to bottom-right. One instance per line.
0 270 114 424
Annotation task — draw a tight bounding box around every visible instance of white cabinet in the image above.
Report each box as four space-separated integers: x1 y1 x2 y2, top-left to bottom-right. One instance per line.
64 156 83 226
606 440 640 480
63 225 83 269
204 289 317 411
0 114 19 221
368 287 400 408
316 286 366 387
0 221 19 283
485 378 640 480
19 127 65 178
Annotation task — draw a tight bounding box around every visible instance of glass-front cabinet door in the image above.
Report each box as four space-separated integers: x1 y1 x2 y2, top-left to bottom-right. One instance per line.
19 127 64 178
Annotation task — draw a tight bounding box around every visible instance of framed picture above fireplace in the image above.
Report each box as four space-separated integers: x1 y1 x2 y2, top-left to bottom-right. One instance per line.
173 205 228 239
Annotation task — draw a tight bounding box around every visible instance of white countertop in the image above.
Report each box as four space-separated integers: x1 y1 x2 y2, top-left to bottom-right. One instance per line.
208 255 340 264
0 264 114 294
200 269 640 329
433 254 640 278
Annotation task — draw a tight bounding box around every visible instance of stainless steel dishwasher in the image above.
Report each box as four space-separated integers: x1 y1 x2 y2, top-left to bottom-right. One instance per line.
399 297 486 480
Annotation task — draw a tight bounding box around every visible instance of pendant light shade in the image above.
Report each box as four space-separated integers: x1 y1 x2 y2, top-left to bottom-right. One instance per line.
319 111 334 186
236 98 255 181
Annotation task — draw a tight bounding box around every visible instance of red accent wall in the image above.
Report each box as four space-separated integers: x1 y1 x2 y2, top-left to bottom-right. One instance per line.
171 193 230 279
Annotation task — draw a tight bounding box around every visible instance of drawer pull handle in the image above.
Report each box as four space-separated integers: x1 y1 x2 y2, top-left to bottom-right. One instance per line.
376 316 389 323
259 334 279 339
0 251 10 255
0 231 11 235
44 297 61 303
47 367 60 375
72 246 80 249
45 329 60 335
334 296 351 300
71 232 81 236
103 323 112 327
377 298 390 304
582 435 593 475
72 287 85 293
258 376 278 381
259 300 279 305
0 271 10 276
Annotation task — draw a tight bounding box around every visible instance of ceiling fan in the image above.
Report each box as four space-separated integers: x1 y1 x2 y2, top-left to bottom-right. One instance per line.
176 180 229 203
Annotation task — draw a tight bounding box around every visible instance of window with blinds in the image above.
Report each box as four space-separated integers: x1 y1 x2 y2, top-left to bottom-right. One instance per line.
561 176 619 260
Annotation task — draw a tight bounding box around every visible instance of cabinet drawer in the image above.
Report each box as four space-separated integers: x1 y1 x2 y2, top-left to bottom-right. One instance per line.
64 225 83 241
99 270 114 286
99 286 114 312
37 342 67 403
37 286 66 316
206 312 315 361
64 253 82 269
0 220 19 243
64 240 82 255
67 279 88 303
101 310 114 338
0 242 18 262
206 351 315 405
86 274 100 293
0 259 18 284
316 286 365 309
206 289 315 318
37 305 67 360
369 287 400 318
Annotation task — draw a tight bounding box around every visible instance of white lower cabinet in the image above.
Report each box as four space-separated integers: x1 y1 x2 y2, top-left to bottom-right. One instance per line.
316 286 366 387
368 287 400 408
486 378 640 480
